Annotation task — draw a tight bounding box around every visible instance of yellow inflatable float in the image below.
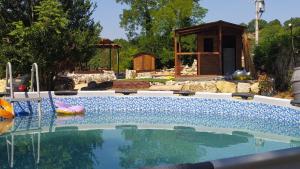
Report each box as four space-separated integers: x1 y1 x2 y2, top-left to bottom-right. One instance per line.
0 99 14 119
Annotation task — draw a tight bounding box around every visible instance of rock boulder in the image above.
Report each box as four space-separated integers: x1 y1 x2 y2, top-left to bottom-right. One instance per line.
149 85 183 91
125 69 137 79
183 81 217 92
250 82 260 94
237 82 251 93
136 72 153 79
216 81 237 93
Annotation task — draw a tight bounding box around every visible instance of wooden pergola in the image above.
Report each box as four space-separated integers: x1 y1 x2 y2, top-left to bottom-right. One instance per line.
174 20 246 77
96 39 121 75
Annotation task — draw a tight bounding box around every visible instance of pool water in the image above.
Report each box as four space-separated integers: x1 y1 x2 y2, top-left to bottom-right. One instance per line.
13 96 300 137
2 96 300 168
0 127 298 169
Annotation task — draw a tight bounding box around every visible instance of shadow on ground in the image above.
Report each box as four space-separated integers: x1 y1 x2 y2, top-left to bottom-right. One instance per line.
81 81 113 91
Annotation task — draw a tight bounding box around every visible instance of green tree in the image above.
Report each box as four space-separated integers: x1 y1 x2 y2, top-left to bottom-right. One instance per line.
88 39 138 72
0 129 103 169
253 18 300 91
113 39 138 71
240 22 248 27
246 19 268 33
60 0 102 70
119 128 248 168
116 0 207 68
8 0 70 89
0 0 101 90
283 17 300 28
0 0 38 77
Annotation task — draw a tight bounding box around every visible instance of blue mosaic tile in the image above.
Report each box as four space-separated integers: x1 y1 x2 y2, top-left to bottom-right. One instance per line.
5 96 300 138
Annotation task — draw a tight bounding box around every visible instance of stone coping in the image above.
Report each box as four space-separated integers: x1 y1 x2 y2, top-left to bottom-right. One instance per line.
11 90 298 110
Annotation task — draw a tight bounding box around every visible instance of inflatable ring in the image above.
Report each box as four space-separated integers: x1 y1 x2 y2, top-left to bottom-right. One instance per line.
0 99 14 119
55 101 85 115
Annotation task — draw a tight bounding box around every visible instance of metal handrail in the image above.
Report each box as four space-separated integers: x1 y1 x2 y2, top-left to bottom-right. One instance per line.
30 63 40 97
5 62 13 98
5 62 15 117
4 62 41 168
30 63 41 119
5 62 42 117
6 131 41 168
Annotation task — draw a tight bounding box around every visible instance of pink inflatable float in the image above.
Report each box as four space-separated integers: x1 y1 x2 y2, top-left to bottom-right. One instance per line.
55 101 85 115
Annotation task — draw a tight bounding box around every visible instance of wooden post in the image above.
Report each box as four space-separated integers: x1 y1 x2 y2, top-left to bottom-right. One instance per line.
178 36 182 75
178 36 182 53
218 24 223 75
197 33 201 76
109 48 112 70
174 33 180 76
117 48 120 76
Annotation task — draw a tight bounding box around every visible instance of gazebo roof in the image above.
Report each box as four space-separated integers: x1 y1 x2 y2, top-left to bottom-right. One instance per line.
96 38 121 49
175 20 245 36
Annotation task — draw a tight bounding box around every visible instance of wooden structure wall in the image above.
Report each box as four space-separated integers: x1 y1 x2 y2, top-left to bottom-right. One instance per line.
174 20 246 77
133 53 156 72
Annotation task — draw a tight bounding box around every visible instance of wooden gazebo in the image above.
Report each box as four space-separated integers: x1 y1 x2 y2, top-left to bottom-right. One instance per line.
174 20 246 77
96 39 121 74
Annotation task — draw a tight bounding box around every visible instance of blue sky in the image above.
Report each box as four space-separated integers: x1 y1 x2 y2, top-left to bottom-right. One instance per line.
92 0 300 40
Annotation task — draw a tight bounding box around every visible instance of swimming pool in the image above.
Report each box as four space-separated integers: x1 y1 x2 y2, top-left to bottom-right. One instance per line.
1 91 300 168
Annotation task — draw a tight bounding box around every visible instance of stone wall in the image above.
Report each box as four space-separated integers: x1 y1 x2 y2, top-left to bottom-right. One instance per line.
66 71 116 85
151 80 260 94
125 68 175 80
182 81 217 93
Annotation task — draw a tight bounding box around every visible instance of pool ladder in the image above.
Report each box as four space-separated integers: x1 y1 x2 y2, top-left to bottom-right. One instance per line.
5 62 42 168
6 131 41 168
5 62 42 117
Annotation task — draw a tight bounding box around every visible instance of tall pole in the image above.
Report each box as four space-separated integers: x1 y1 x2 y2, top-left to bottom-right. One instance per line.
255 0 265 45
255 0 259 45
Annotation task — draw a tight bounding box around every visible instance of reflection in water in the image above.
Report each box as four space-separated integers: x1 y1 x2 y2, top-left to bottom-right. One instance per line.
119 129 248 169
0 127 297 169
175 130 249 147
39 128 103 169
0 120 13 135
0 128 103 169
119 129 206 168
